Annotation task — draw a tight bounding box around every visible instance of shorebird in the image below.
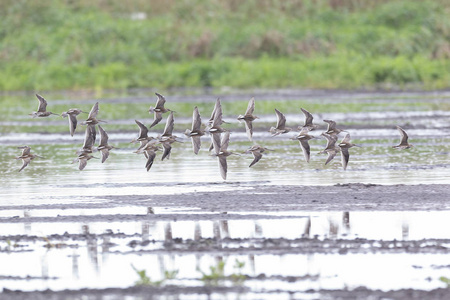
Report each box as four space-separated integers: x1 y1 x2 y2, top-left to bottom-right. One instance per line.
29 94 58 118
149 92 172 128
134 139 161 172
15 146 42 172
392 126 413 150
208 99 227 155
244 144 271 167
291 127 315 163
131 120 155 151
184 106 205 154
77 124 96 155
237 97 258 141
212 131 234 180
97 125 115 163
269 109 291 136
81 102 105 126
323 119 346 136
158 111 180 160
338 133 361 170
61 108 87 136
73 152 97 171
319 132 340 165
299 108 319 131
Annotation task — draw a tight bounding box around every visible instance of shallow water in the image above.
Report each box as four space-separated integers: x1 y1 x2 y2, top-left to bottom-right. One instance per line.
1 90 450 297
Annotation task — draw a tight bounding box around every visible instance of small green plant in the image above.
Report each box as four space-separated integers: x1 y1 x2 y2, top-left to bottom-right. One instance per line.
131 264 178 286
439 276 450 287
230 259 246 284
199 259 246 285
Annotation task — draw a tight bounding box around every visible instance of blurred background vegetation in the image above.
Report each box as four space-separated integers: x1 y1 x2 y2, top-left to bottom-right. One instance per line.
0 0 449 92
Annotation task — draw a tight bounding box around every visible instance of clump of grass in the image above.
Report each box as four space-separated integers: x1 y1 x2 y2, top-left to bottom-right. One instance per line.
131 264 178 286
199 259 246 285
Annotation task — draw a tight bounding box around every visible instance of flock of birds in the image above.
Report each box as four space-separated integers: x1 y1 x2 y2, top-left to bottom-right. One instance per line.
15 93 414 179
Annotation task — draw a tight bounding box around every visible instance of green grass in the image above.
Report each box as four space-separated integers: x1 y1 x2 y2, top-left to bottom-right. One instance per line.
1 0 450 91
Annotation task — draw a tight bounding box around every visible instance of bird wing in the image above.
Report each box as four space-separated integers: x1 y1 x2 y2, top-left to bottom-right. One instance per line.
220 131 230 152
211 99 223 128
397 126 409 145
211 132 222 155
87 102 99 120
299 140 311 163
82 124 96 150
161 143 172 161
274 109 286 129
19 157 31 172
341 148 350 170
100 149 110 163
340 133 351 144
135 120 149 139
209 98 220 124
20 146 31 156
35 94 48 112
191 136 201 155
145 150 157 171
98 125 109 147
218 156 227 180
154 92 166 109
324 119 337 132
323 133 337 150
245 97 255 115
68 114 78 137
150 111 163 128
192 106 202 131
162 111 174 136
249 151 262 167
301 108 314 127
244 120 253 141
78 158 88 170
325 150 338 165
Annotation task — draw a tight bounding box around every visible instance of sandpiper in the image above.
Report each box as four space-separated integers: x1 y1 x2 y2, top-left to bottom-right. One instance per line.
299 108 319 131
392 126 413 149
184 106 205 154
77 124 96 155
244 144 271 167
269 109 291 136
237 97 258 141
135 139 161 172
208 99 227 155
320 132 340 165
323 119 346 136
132 120 156 151
73 153 97 171
158 111 180 161
149 92 172 128
338 133 361 170
61 108 87 136
15 146 42 172
291 127 315 163
81 102 105 126
29 94 58 118
97 125 115 163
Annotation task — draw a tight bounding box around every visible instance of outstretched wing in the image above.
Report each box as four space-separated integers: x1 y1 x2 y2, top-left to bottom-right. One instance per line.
192 106 202 131
245 97 255 115
87 102 99 120
162 112 174 136
191 136 201 155
341 148 350 170
150 111 163 128
135 120 149 139
145 150 157 171
220 131 231 152
68 114 78 136
154 93 166 109
98 125 109 147
249 151 262 167
397 126 409 145
35 94 48 112
299 140 311 163
19 157 32 172
274 109 286 129
218 156 227 180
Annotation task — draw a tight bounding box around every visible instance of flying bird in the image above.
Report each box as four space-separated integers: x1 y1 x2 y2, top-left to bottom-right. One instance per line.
97 125 115 163
158 111 180 161
244 144 271 167
237 97 258 141
61 108 87 136
213 131 234 180
392 126 413 150
149 92 172 128
208 99 227 155
29 94 58 118
184 106 205 154
323 119 346 136
269 109 292 136
319 133 340 165
338 133 361 170
291 127 315 163
81 102 105 126
299 108 319 131
14 146 42 172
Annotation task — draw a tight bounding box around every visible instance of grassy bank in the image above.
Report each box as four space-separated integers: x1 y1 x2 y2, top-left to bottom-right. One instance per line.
1 0 449 91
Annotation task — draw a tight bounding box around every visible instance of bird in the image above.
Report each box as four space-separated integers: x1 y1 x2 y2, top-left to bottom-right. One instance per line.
158 111 180 161
208 98 228 126
134 139 161 172
149 92 172 128
299 108 319 131
319 132 340 165
212 131 234 180
392 126 413 150
184 106 205 154
29 94 58 118
131 120 155 151
244 144 271 167
291 127 315 163
208 99 227 155
323 119 346 136
237 97 258 141
338 133 361 170
73 153 97 171
269 109 292 136
77 124 96 155
97 125 115 163
81 102 105 126
61 108 87 136
14 146 42 172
